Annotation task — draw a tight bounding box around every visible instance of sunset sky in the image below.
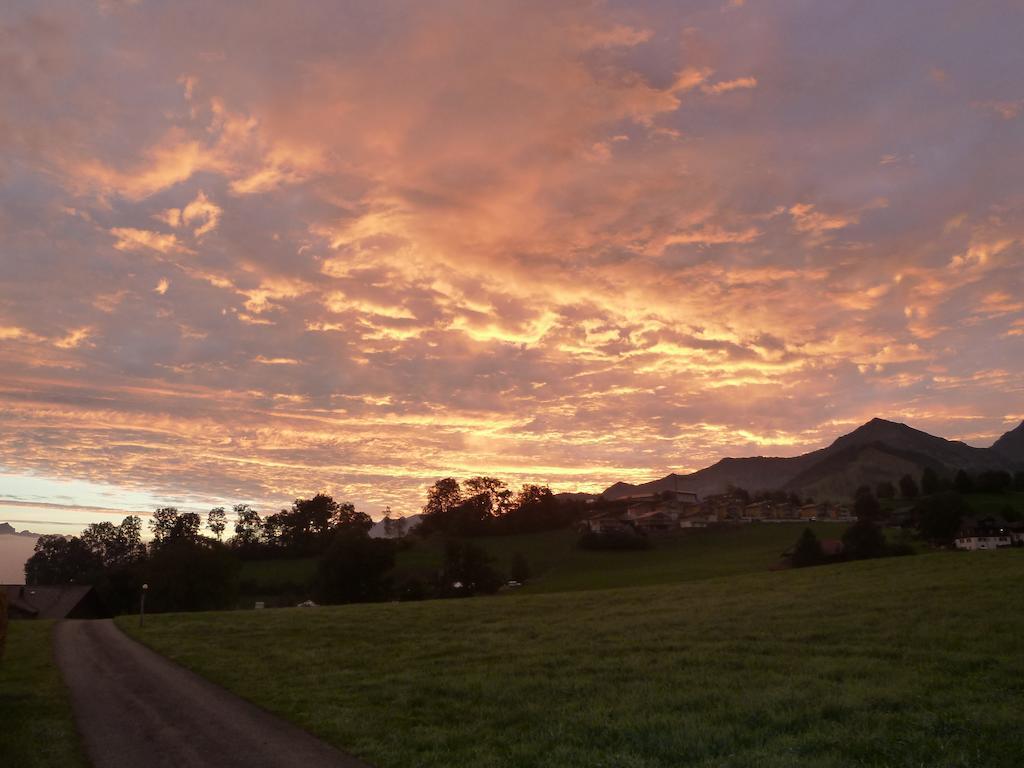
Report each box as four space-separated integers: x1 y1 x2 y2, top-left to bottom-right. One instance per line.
1 0 1022 534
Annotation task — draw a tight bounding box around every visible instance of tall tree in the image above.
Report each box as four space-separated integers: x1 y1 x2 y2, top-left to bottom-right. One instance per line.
464 477 513 516
329 500 373 535
921 467 940 496
424 478 462 517
853 486 882 522
149 507 180 546
171 512 202 542
207 507 227 541
232 504 263 549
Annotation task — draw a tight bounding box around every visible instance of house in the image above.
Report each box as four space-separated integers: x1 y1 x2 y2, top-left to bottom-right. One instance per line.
743 501 772 520
799 503 820 520
701 493 746 522
624 491 702 530
2 585 110 620
954 518 1013 551
581 513 636 536
630 511 676 534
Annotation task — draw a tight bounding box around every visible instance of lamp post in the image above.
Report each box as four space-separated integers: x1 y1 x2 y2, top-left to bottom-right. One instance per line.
139 583 149 627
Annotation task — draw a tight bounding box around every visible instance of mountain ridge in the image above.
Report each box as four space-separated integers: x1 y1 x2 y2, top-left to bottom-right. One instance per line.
601 418 1023 502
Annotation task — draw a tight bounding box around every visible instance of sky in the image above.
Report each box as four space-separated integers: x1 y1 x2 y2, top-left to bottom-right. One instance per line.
1 0 1023 536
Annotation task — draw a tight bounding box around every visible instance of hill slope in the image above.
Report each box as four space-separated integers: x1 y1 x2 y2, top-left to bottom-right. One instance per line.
993 420 1024 464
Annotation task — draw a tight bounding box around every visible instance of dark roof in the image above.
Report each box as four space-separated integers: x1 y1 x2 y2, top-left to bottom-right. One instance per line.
2 584 104 619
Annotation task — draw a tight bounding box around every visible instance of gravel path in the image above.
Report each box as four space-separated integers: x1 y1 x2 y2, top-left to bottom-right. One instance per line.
54 619 371 768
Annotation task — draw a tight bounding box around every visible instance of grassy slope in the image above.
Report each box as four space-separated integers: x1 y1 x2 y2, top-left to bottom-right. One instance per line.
0 621 88 768
239 522 852 599
121 550 1024 768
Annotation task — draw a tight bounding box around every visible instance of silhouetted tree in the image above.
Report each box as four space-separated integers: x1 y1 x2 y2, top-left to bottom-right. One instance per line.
207 507 227 541
80 516 145 569
25 535 101 585
899 474 919 499
329 500 373 535
464 476 513 517
853 486 882 522
149 507 180 546
419 478 464 535
171 512 202 543
500 484 563 533
954 470 974 494
232 504 263 550
791 528 824 568
915 492 969 545
424 478 463 517
1015 471 1024 492
313 530 395 604
921 467 940 496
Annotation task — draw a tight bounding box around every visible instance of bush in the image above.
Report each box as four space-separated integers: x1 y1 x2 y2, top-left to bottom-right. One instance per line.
439 540 504 596
791 528 824 568
510 553 531 582
842 520 887 560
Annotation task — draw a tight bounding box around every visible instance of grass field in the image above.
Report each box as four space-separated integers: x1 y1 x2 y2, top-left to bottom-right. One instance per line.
0 621 87 768
122 549 1024 768
239 522 854 602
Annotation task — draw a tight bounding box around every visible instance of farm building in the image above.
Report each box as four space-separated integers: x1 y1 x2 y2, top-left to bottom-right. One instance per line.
3 584 110 620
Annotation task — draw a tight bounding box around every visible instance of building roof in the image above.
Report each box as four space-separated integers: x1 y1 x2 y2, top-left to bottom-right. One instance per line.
3 584 100 619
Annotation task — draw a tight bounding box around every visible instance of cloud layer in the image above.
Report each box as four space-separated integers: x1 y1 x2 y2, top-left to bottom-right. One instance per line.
1 1 1022 522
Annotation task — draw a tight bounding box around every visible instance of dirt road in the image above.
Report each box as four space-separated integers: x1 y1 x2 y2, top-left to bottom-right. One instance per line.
54 619 371 768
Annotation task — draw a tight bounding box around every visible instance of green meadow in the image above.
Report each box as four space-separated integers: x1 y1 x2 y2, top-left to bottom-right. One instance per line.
239 521 854 602
0 621 88 768
122 549 1024 768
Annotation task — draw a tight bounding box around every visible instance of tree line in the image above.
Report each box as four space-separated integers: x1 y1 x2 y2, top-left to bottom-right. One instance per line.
24 479 565 613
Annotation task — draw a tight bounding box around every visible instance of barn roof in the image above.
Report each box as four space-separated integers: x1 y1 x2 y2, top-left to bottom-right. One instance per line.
2 584 99 619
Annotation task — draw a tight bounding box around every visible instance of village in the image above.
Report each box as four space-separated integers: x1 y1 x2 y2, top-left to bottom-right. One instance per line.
582 489 857 537
582 489 1024 555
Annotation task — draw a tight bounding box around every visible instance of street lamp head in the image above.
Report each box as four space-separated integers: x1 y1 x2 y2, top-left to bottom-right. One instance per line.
142 583 149 591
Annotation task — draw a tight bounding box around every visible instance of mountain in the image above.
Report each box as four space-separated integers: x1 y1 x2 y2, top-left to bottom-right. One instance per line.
992 421 1024 463
0 522 40 537
602 418 1022 502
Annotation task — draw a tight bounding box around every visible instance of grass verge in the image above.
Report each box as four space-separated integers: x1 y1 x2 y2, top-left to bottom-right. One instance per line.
0 620 88 768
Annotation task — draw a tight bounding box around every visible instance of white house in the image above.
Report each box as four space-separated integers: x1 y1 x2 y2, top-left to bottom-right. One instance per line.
954 518 1013 551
